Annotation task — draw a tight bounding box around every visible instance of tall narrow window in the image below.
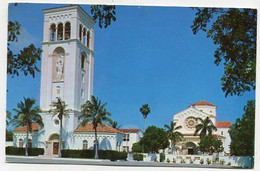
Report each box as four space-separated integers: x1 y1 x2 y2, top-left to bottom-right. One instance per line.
81 73 85 83
79 24 82 41
28 139 32 148
81 89 84 98
65 22 71 40
57 23 63 41
50 24 56 41
83 140 88 150
81 56 85 69
19 139 23 147
82 28 86 45
87 31 90 48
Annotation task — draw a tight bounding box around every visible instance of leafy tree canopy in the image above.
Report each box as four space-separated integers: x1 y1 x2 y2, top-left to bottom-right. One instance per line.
8 21 42 78
191 8 256 97
132 142 143 153
198 135 224 155
229 100 255 156
139 125 169 153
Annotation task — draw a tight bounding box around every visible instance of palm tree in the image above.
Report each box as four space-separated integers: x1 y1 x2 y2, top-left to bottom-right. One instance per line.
139 104 150 131
13 97 44 156
79 95 113 159
49 97 70 158
6 110 12 126
194 116 217 138
164 121 183 154
111 121 121 129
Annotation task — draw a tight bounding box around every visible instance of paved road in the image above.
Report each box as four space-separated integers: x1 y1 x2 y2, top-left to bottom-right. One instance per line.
6 156 234 169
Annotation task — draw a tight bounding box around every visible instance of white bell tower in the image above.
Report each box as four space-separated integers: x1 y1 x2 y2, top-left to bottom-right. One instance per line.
38 5 95 152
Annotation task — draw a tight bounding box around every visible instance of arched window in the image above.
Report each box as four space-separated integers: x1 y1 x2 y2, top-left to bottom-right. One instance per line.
57 23 63 41
87 31 90 48
28 139 32 148
19 139 23 147
79 24 82 41
82 28 86 45
81 56 85 69
53 47 65 81
65 22 71 40
50 24 56 41
83 140 88 150
81 73 85 83
81 89 84 98
56 86 61 94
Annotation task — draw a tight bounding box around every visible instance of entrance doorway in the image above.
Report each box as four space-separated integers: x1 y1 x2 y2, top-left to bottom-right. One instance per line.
185 142 198 155
188 148 193 155
46 133 60 155
53 142 59 154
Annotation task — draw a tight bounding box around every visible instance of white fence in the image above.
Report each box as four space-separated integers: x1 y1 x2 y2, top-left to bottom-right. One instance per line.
127 153 160 162
165 154 253 168
5 141 13 147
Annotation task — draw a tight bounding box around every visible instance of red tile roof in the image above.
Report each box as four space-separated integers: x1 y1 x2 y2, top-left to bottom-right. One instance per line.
216 121 232 128
13 123 39 132
75 123 124 134
119 129 141 133
190 100 216 107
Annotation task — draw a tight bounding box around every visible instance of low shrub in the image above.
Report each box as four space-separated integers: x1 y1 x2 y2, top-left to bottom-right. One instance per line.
172 157 176 163
181 159 186 164
160 153 165 162
200 159 204 164
227 162 231 166
206 158 211 165
166 158 170 163
153 156 158 162
220 159 225 165
61 149 127 161
6 146 44 156
133 153 143 161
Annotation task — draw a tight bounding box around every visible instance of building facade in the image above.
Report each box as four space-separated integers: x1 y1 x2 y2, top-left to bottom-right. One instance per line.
119 129 143 152
172 100 231 156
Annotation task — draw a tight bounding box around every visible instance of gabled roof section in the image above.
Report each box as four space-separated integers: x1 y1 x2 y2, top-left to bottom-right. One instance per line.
119 129 141 133
174 106 210 118
13 123 39 132
189 100 216 107
75 123 124 134
216 121 232 128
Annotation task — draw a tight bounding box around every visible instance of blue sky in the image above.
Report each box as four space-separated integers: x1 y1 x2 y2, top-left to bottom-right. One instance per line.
7 3 255 130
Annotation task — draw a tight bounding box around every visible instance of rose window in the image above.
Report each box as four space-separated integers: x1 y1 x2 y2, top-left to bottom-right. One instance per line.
185 117 197 130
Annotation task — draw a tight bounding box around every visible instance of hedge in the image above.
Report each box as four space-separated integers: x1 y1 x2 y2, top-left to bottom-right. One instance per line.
6 146 44 156
133 153 143 161
61 149 127 161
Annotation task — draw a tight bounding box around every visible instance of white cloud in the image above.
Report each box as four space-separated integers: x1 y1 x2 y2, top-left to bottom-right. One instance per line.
9 26 40 53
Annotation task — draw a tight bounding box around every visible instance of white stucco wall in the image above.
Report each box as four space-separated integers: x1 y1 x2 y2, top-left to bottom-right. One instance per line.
122 131 143 152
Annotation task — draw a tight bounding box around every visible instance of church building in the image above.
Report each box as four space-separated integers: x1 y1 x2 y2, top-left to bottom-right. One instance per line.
12 5 127 155
172 100 231 156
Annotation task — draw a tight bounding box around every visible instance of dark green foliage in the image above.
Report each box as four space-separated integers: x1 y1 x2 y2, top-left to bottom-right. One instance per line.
160 153 165 162
194 116 217 138
132 142 144 153
133 153 143 161
6 146 44 156
140 126 169 153
229 100 255 156
90 5 116 28
6 129 13 141
191 8 256 97
8 21 42 78
198 135 224 154
61 149 127 161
